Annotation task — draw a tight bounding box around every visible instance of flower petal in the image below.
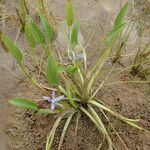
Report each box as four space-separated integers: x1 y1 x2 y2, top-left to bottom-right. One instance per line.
55 102 63 107
43 96 52 101
52 90 55 99
76 53 83 60
54 95 65 102
51 103 56 110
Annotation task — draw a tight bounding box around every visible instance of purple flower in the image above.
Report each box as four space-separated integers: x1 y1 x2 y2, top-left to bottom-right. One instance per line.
75 53 84 60
70 51 84 61
43 91 64 110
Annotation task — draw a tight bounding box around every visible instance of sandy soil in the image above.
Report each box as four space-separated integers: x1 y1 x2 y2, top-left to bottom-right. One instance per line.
0 0 150 150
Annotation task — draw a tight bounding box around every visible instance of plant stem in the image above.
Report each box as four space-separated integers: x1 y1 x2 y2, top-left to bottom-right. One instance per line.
31 47 40 67
88 104 113 150
20 63 46 93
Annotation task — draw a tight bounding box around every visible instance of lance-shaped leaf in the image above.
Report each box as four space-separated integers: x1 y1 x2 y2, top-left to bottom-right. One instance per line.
114 2 129 28
71 19 80 49
58 112 75 150
87 47 111 93
47 54 59 86
2 34 23 63
0 31 9 52
18 0 28 29
40 15 54 43
9 98 38 110
58 65 77 74
107 22 128 44
27 18 45 44
38 0 46 15
38 109 59 114
66 0 74 26
25 23 36 48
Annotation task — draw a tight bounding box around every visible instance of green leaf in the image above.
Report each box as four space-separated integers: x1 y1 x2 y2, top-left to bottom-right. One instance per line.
58 112 75 150
0 31 9 52
58 85 76 108
80 106 104 133
46 114 65 149
28 18 45 44
66 65 78 74
19 0 27 17
114 2 129 28
66 81 77 107
71 19 80 48
40 15 54 43
87 47 111 93
88 105 113 150
66 0 74 26
25 23 36 48
18 0 28 29
107 22 128 43
47 54 59 86
2 34 23 63
58 65 77 74
9 98 38 110
38 109 59 114
38 0 46 15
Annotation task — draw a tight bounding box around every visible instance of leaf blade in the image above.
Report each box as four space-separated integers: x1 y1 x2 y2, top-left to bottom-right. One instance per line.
9 98 38 110
38 109 59 114
58 112 75 150
47 54 59 86
2 35 23 63
25 23 36 48
40 15 55 43
27 18 45 44
66 0 74 26
71 19 80 49
114 2 129 27
87 47 111 93
107 22 128 43
58 65 77 74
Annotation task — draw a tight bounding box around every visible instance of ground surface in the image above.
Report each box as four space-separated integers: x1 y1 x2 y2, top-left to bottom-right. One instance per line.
0 0 150 150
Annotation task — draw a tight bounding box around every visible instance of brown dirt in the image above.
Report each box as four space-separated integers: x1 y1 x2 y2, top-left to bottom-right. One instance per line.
0 0 150 150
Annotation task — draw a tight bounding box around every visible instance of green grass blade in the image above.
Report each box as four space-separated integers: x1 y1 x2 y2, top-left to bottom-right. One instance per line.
0 31 9 52
87 47 111 93
38 0 46 15
88 105 107 134
2 34 23 63
18 0 28 28
107 22 128 44
9 98 38 110
71 19 80 49
47 54 59 86
90 100 146 131
88 104 113 150
58 85 68 96
58 85 76 108
66 82 77 107
46 116 63 150
58 65 77 74
40 15 54 43
58 111 75 150
75 111 81 135
90 100 136 121
80 107 103 133
19 0 27 16
126 121 145 131
114 2 129 28
25 23 36 48
46 111 73 150
66 0 74 27
27 18 45 44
